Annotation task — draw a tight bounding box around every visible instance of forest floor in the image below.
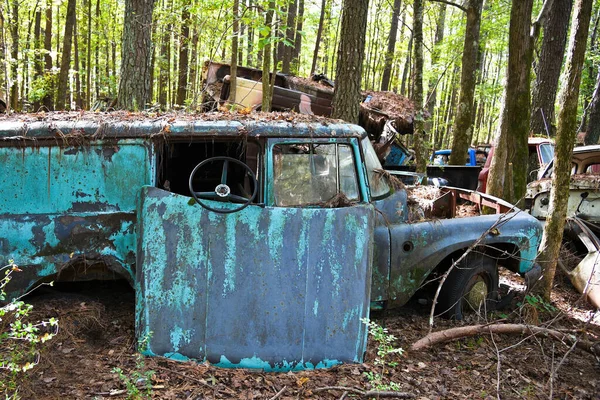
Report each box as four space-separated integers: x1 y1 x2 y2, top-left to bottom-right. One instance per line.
12 270 600 400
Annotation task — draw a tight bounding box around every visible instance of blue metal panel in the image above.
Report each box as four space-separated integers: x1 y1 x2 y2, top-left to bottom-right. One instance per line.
136 187 374 370
386 212 542 307
0 139 154 295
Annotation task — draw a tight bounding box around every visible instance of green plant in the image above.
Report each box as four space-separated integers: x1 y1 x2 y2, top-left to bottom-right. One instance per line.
112 334 155 399
361 318 404 391
520 294 557 314
0 261 58 396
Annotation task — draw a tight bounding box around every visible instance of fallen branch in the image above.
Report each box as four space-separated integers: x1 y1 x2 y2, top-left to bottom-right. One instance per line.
314 386 414 398
411 323 597 354
268 385 286 400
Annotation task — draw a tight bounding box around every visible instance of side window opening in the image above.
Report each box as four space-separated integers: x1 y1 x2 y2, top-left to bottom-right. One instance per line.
272 143 359 207
159 140 260 202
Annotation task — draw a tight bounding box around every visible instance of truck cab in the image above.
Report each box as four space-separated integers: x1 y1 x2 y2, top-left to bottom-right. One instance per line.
0 113 541 370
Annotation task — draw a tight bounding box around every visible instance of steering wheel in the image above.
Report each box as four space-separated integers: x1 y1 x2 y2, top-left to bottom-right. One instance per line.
188 156 258 213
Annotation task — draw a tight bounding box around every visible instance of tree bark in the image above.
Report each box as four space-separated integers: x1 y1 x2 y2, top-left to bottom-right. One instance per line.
176 7 190 106
117 0 156 110
486 0 534 205
310 0 327 76
380 0 402 91
449 0 483 165
261 0 275 112
412 0 426 173
534 0 593 300
229 0 239 104
291 0 304 74
246 0 254 67
9 0 18 111
42 0 54 110
530 0 573 136
411 323 597 354
425 3 446 138
281 0 297 74
331 0 369 124
56 0 77 110
585 69 600 144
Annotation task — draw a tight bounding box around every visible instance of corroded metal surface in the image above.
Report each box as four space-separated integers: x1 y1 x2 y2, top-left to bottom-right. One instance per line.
136 187 374 370
0 140 153 295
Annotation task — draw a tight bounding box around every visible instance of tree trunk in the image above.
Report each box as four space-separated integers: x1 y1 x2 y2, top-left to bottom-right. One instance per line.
426 4 446 140
291 0 304 74
486 0 534 205
535 0 594 300
310 0 327 76
74 17 82 109
56 0 77 110
246 0 254 67
158 20 169 107
229 0 239 104
262 0 275 112
94 0 100 99
117 0 156 110
530 0 573 136
9 0 18 111
412 0 426 173
331 0 369 124
43 0 54 110
449 0 484 165
281 0 297 74
400 32 412 97
380 0 401 91
585 69 600 144
176 7 190 106
86 0 92 109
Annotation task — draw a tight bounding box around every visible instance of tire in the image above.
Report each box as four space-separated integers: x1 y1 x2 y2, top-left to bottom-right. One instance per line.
437 254 499 320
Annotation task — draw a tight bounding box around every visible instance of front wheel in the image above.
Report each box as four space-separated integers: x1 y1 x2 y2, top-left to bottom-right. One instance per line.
437 254 499 320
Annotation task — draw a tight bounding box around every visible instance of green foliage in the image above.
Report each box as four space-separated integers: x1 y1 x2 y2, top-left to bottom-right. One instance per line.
112 334 155 400
519 294 557 314
0 261 58 396
361 318 403 391
28 73 56 104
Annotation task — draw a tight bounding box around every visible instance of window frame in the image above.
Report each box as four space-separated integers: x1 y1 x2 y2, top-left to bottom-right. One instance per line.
266 138 368 207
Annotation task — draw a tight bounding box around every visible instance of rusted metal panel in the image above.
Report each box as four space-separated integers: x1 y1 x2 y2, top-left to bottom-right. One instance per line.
136 187 374 370
0 140 154 295
386 213 542 307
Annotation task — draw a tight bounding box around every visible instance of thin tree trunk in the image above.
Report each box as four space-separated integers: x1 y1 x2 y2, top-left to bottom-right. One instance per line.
57 0 77 110
9 0 18 110
530 0 573 136
380 0 401 91
585 69 600 144
262 0 275 111
486 0 535 204
412 0 426 173
400 33 412 97
229 0 239 104
332 0 369 124
176 7 190 106
291 0 304 74
74 17 82 109
310 0 327 76
246 0 254 66
94 0 100 99
425 4 446 137
43 0 53 110
535 0 594 300
281 0 297 74
86 0 92 108
449 0 484 165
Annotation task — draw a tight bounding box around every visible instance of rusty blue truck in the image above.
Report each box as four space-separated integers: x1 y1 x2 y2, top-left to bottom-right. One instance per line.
0 113 541 370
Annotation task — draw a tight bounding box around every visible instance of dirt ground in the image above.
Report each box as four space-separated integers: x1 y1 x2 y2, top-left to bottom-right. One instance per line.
10 271 600 400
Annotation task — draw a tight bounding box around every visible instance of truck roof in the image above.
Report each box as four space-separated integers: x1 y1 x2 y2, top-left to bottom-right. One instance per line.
0 112 367 141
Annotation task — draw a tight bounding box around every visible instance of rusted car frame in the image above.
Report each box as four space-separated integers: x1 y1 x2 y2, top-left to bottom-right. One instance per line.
0 114 542 370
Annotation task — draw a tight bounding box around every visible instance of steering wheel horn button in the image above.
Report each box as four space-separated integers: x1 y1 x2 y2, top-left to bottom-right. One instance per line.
215 184 231 198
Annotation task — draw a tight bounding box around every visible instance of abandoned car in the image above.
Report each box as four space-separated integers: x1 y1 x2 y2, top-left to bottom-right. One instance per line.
0 113 542 370
525 145 600 307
